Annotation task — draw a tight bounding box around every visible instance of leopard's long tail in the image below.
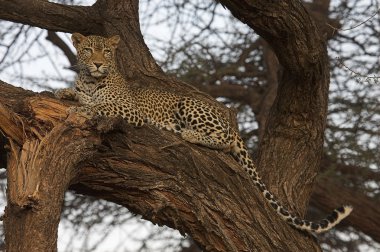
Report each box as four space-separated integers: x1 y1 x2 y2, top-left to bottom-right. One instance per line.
230 133 352 234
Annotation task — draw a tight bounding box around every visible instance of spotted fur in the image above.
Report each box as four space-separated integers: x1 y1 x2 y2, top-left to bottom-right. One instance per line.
59 33 352 234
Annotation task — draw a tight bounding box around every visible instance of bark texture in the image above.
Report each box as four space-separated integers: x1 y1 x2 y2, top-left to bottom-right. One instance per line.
218 0 330 215
1 81 320 252
1 86 99 251
0 0 340 251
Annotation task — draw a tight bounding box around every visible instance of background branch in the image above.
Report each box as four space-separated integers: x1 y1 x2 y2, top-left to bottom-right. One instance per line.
46 31 77 72
0 0 102 34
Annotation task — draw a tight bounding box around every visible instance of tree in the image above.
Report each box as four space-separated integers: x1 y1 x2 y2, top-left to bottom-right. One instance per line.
0 0 379 251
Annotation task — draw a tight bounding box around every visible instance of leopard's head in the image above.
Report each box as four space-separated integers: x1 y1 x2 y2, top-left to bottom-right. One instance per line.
72 33 120 78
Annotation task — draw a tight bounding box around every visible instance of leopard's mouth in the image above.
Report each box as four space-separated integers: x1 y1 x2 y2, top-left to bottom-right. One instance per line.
89 69 109 78
90 70 105 77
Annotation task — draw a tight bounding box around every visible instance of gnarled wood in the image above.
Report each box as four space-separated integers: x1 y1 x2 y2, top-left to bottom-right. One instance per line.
0 0 102 34
0 0 346 251
3 111 100 251
218 0 330 216
0 80 323 251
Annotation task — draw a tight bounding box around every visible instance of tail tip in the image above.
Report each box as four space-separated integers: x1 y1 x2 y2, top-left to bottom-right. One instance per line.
340 205 353 216
335 205 353 223
312 205 353 234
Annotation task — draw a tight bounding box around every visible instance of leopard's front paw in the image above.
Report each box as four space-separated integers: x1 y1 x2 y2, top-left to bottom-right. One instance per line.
55 88 77 101
68 106 94 119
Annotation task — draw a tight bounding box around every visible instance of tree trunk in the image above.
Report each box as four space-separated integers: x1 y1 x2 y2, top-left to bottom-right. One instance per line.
1 89 99 251
0 0 334 251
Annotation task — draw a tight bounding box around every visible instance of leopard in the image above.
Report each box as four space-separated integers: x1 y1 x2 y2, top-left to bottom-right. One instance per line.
56 33 353 234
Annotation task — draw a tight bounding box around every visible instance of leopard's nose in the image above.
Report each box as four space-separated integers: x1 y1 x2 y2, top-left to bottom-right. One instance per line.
94 62 103 68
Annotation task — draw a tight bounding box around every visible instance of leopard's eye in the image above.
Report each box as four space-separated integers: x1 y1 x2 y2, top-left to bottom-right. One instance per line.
83 48 93 54
103 49 112 55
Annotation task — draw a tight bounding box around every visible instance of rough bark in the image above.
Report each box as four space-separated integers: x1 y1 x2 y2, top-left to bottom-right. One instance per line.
0 0 103 34
0 86 99 251
218 0 330 215
1 81 320 252
0 0 341 251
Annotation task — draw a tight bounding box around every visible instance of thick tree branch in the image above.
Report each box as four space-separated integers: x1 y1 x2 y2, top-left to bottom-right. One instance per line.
218 0 325 74
1 80 324 251
1 93 100 251
0 0 353 251
0 0 102 34
218 1 330 216
4 124 97 251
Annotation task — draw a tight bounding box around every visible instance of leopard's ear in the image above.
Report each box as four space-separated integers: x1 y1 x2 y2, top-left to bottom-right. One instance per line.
71 33 87 47
108 35 120 49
